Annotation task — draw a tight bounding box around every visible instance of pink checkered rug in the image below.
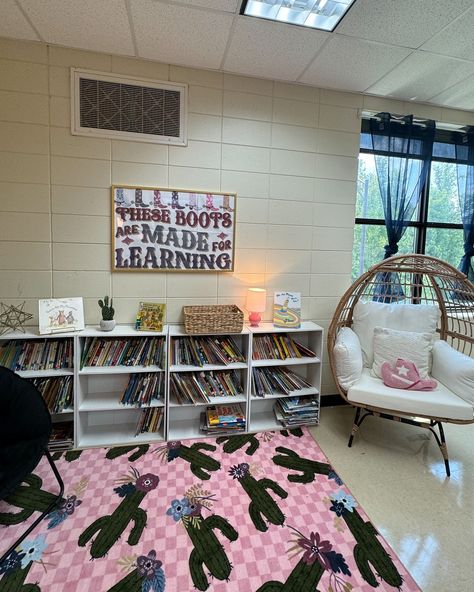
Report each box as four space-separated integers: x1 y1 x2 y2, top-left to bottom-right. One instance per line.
0 429 421 592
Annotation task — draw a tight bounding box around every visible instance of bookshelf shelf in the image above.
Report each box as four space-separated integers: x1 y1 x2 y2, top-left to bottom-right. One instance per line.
17 368 74 378
1 322 322 448
250 386 319 401
169 394 247 407
169 362 247 372
79 365 163 375
252 357 320 368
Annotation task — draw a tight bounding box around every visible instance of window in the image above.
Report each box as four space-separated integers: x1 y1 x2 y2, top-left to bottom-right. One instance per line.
352 120 465 281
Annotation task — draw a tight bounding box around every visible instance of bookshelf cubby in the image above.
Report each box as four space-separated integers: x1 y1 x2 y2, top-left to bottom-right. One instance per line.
0 330 76 450
1 321 323 448
76 326 167 448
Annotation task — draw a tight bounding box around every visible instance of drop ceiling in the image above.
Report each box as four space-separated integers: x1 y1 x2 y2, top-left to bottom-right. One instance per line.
2 0 474 111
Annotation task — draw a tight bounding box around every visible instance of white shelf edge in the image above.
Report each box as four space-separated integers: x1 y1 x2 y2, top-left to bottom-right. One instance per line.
79 365 163 375
251 356 320 367
79 400 165 412
169 395 247 407
17 368 74 378
251 387 319 400
170 362 247 372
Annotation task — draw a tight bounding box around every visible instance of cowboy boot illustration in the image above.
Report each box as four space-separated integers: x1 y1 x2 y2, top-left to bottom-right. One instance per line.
115 188 126 205
134 189 149 208
221 194 234 212
187 193 198 210
204 193 219 211
153 190 168 209
171 191 185 209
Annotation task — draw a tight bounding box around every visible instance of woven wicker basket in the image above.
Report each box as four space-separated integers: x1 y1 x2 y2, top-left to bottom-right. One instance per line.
183 304 244 334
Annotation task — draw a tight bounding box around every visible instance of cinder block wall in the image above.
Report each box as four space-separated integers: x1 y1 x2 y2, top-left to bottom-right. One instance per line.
1 37 472 395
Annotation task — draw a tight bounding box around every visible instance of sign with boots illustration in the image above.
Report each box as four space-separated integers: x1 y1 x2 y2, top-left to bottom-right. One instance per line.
112 185 236 271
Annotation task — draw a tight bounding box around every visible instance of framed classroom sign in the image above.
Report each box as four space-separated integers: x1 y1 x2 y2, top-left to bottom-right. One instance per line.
112 186 236 272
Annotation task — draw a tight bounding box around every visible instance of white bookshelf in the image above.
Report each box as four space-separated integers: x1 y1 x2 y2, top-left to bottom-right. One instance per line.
75 325 167 448
0 322 323 448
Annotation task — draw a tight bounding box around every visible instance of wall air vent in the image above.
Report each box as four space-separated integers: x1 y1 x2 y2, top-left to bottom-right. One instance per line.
71 69 187 146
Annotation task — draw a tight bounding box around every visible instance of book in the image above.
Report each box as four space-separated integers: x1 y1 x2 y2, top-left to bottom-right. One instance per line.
273 292 301 329
135 302 165 332
39 297 85 335
207 404 246 426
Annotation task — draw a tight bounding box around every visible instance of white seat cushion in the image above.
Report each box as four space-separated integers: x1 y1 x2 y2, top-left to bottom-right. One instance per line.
347 369 474 421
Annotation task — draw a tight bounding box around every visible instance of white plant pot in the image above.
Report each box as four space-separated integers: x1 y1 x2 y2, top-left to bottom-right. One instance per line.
100 319 116 332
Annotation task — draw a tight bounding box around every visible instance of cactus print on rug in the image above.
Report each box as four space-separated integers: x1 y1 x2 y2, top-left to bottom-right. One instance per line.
0 429 421 592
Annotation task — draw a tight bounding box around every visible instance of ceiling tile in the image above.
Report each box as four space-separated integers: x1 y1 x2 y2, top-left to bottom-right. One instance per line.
131 0 234 69
20 0 134 55
420 5 474 60
0 0 39 41
223 16 328 81
366 51 474 102
299 35 411 92
337 0 474 49
429 75 474 111
168 0 240 11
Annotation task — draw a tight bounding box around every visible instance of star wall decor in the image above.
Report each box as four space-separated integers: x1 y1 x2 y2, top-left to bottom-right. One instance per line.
0 301 33 335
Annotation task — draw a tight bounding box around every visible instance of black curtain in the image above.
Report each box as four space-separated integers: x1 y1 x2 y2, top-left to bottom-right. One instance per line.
455 127 474 282
370 113 435 301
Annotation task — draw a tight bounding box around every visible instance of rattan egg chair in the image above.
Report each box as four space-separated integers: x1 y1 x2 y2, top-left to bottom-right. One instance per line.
328 254 474 476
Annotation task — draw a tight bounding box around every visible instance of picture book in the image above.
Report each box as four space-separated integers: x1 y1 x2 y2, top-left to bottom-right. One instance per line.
135 302 165 332
273 292 301 328
39 297 85 335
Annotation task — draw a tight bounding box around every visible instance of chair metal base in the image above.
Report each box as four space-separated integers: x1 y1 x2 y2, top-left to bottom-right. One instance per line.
0 448 65 567
348 406 451 477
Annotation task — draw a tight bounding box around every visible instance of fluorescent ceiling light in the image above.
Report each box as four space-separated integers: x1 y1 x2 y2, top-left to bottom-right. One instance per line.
241 0 357 32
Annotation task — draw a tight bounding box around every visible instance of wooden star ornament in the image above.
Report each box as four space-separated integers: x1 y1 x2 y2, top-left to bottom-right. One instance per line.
0 301 34 335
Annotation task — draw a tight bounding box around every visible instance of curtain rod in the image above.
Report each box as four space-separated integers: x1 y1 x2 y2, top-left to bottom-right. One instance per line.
357 109 466 132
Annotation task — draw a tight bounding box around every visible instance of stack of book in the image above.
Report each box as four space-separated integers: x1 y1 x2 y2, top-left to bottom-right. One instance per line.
31 375 73 413
170 335 245 366
0 338 73 371
200 404 246 435
170 370 244 404
134 407 164 436
252 334 316 360
274 396 319 427
120 372 164 407
48 421 74 451
252 366 313 397
80 337 165 368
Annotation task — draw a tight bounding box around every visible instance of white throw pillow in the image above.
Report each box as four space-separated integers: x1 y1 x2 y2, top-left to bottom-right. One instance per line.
432 340 474 407
352 300 439 367
333 327 363 390
371 326 433 379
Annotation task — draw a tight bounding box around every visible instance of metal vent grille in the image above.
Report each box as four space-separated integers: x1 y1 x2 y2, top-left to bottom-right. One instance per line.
72 69 187 145
79 78 181 137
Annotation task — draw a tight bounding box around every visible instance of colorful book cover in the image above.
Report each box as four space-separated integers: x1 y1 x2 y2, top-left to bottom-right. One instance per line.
273 292 301 328
135 302 165 332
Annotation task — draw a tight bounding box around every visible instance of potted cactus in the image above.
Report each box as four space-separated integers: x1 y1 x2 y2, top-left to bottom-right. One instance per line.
99 296 115 331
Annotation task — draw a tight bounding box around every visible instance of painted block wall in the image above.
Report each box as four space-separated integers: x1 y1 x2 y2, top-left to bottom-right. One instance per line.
1 37 473 395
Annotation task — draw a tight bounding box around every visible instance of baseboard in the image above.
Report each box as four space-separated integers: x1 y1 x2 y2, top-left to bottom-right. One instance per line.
320 394 348 407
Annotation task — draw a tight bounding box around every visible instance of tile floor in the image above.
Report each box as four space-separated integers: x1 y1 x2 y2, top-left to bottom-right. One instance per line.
310 406 474 592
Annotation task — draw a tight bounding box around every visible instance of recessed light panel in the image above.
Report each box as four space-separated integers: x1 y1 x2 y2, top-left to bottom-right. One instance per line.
241 0 356 32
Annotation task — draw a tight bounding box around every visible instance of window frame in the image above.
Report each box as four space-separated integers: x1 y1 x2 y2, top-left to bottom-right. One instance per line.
355 119 465 262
